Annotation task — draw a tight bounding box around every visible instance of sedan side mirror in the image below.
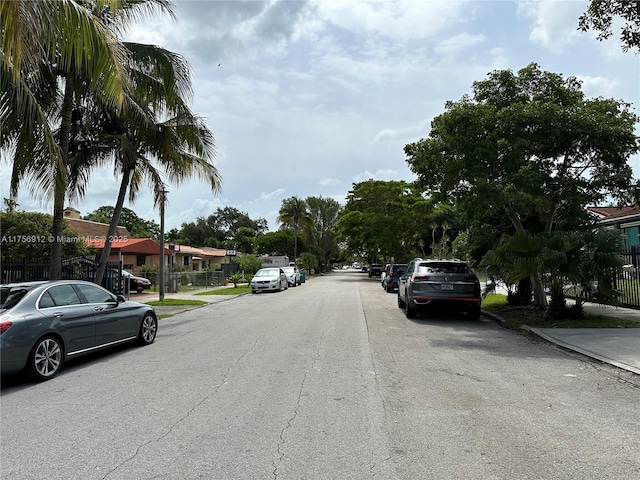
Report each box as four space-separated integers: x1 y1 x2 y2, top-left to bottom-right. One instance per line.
116 294 126 303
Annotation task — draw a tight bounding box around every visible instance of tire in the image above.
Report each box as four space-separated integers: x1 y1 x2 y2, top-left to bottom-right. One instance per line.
397 293 406 308
137 288 143 294
137 313 157 345
405 298 417 319
28 336 64 382
386 283 392 293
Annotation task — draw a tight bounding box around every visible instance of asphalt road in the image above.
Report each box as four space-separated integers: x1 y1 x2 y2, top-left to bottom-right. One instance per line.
1 272 639 479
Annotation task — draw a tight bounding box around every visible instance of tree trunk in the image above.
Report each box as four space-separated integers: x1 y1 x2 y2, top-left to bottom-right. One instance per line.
95 168 132 284
49 76 74 280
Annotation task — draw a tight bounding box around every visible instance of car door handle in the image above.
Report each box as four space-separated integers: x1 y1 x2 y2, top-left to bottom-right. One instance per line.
53 313 63 318
94 306 104 311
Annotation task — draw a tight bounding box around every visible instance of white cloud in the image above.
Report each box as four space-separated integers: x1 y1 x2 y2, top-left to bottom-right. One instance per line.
518 0 586 53
319 177 341 187
259 189 287 202
434 32 487 57
577 75 621 98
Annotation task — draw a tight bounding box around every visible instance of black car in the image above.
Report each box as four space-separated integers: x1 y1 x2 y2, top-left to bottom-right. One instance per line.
0 280 157 381
382 264 405 293
397 258 481 319
368 264 384 278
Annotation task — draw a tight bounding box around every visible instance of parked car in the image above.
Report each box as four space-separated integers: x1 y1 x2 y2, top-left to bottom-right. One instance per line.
368 264 384 278
122 270 152 293
382 264 406 293
0 280 158 381
282 266 301 287
250 268 289 293
397 258 481 319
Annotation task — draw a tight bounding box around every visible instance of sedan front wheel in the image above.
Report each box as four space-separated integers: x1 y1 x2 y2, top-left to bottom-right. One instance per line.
29 336 63 382
137 313 158 345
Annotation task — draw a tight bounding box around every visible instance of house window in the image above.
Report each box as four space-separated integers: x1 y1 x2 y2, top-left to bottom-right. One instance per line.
183 255 190 266
624 226 639 249
136 255 146 266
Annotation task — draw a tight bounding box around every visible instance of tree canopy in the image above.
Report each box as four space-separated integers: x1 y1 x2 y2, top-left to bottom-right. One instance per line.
579 0 640 53
84 206 160 239
178 207 267 249
404 63 639 305
335 180 433 263
405 63 638 237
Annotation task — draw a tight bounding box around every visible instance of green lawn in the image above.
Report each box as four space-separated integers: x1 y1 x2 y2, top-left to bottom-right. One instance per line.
482 294 640 329
194 285 251 295
145 299 208 306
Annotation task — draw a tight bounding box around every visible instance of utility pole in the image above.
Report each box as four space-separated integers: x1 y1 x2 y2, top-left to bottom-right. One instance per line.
159 189 168 302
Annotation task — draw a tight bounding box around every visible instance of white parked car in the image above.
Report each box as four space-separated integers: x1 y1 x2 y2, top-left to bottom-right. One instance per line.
250 268 289 293
281 266 301 287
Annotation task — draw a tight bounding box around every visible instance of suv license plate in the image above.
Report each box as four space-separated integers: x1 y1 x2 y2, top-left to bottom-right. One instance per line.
441 284 453 290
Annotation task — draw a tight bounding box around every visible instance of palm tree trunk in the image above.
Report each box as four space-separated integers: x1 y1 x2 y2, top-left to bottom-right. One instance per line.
95 168 132 284
49 75 74 280
293 233 297 264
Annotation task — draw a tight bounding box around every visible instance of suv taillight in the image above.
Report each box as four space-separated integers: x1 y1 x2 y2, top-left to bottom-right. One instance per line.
0 321 12 334
412 274 430 281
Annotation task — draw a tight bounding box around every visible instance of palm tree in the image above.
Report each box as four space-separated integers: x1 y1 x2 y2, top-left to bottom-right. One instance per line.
90 41 220 285
1 0 172 279
278 196 312 264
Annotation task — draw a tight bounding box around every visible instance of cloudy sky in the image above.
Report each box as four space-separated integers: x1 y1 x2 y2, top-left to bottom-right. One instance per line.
2 0 639 231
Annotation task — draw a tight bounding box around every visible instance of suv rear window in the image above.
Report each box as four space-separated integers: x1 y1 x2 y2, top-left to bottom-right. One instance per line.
418 262 470 274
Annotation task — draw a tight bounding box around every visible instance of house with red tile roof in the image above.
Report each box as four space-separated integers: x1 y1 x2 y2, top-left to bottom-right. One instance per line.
587 206 640 249
85 237 173 275
168 244 235 271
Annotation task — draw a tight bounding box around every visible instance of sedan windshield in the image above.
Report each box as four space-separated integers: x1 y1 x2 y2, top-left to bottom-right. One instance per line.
255 269 279 277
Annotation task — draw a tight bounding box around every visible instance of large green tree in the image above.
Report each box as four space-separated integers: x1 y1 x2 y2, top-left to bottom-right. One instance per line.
84 206 160 239
179 207 267 248
255 229 302 259
305 195 342 271
579 0 640 53
335 180 433 263
1 203 93 260
404 63 639 306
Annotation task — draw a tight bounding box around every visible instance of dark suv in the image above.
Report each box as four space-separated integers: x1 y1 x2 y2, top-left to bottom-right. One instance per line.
397 258 481 319
382 264 405 293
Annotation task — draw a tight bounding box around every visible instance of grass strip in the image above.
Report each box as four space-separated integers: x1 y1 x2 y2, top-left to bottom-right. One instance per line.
146 299 208 306
195 286 251 295
482 294 640 329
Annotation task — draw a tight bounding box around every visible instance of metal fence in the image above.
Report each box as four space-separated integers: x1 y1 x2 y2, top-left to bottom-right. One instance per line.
1 256 122 294
615 247 640 308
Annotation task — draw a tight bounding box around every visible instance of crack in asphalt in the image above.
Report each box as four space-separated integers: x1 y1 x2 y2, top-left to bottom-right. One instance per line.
102 332 269 479
271 322 331 479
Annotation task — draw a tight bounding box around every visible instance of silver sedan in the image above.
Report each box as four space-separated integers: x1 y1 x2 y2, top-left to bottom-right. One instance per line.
0 280 157 382
250 268 289 293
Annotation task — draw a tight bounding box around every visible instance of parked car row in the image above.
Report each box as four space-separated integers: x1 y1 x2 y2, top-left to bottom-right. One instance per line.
250 266 302 293
371 258 482 320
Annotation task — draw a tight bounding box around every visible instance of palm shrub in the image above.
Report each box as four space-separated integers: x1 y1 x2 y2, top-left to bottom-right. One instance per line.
227 272 244 287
